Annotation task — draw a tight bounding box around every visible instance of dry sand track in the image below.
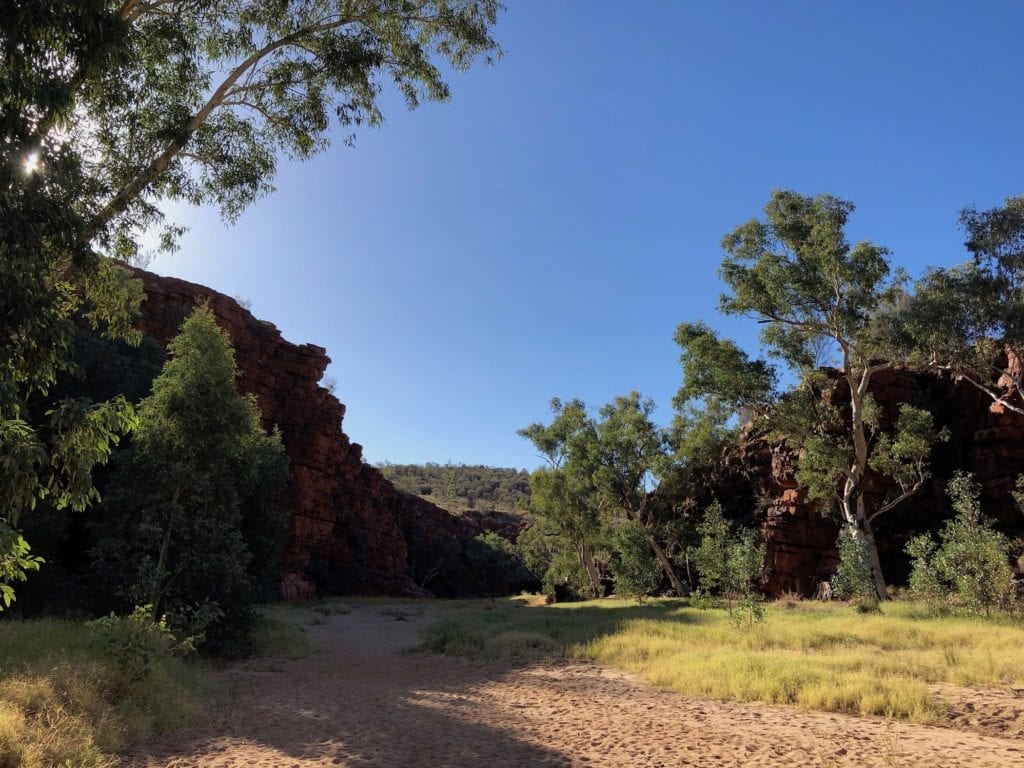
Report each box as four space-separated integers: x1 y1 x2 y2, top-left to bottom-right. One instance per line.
123 605 1024 768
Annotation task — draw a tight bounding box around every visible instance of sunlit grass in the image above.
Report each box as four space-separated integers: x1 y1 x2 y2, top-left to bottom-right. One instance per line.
0 618 207 768
419 597 1024 723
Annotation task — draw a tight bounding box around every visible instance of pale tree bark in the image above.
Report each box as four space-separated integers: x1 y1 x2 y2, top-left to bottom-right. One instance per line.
842 361 891 600
578 543 602 599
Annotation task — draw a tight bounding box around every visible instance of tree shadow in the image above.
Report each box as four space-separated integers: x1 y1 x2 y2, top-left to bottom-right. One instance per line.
123 606 581 767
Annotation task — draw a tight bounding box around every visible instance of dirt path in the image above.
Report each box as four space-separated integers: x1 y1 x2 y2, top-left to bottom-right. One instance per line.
123 605 1024 768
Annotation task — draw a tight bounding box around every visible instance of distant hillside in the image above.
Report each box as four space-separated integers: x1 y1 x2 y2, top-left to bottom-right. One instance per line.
377 462 531 516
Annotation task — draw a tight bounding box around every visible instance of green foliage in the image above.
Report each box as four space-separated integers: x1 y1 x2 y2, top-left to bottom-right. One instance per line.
610 522 662 600
1 0 501 609
541 548 593 602
906 196 1024 414
379 463 530 512
831 528 881 613
519 398 605 598
690 502 765 618
88 606 194 686
691 502 731 597
676 190 945 600
868 405 950 502
0 616 205 767
905 472 1015 616
728 592 766 629
91 308 289 653
0 526 43 610
673 322 776 413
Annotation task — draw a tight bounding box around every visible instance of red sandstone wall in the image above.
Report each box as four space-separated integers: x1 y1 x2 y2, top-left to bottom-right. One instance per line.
130 267 506 598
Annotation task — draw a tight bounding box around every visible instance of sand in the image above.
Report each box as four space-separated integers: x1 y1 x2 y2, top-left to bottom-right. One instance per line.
122 605 1024 768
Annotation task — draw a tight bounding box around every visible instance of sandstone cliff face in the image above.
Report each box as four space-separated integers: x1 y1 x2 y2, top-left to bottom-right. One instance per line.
130 268 519 598
716 367 1024 595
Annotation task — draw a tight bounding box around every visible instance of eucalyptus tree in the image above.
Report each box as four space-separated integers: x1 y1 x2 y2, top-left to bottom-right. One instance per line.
592 392 687 595
675 190 945 599
907 196 1024 413
518 399 604 598
521 393 691 597
2 0 501 601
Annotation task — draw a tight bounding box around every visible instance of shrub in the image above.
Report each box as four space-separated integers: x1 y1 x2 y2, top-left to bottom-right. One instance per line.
690 502 766 622
88 605 194 686
906 472 1014 616
831 528 880 613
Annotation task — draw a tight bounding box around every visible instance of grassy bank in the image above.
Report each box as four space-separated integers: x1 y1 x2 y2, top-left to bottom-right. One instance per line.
0 617 207 768
419 597 1024 723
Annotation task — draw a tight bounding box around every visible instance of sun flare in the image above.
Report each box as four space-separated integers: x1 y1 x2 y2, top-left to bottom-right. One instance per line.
22 152 40 175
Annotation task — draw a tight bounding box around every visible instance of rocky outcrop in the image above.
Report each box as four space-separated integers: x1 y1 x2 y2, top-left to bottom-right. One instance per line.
130 267 522 598
716 367 1024 595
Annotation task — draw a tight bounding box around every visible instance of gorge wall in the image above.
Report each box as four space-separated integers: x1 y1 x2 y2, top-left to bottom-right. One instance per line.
714 368 1024 595
131 267 1024 599
130 267 522 598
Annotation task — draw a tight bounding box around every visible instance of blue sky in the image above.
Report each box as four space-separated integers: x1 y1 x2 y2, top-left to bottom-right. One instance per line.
149 1 1024 471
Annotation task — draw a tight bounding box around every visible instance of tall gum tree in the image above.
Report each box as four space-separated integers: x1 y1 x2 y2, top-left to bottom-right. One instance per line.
519 399 605 598
592 392 687 596
1 1 502 601
676 190 945 599
521 393 690 597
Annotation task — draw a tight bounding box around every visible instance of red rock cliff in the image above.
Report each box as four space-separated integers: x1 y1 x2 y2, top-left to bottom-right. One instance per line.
130 268 518 598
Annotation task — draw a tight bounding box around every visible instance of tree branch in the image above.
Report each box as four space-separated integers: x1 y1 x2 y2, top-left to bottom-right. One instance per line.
91 13 366 237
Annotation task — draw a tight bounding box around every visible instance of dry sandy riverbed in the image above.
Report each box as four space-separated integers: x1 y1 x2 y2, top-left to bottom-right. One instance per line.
123 604 1024 768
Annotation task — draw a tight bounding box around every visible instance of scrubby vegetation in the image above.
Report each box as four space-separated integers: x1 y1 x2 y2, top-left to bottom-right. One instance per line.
420 597 1024 722
0 614 206 768
378 462 531 514
906 472 1017 616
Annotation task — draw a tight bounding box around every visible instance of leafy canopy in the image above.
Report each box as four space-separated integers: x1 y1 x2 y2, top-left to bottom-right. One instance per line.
907 196 1024 414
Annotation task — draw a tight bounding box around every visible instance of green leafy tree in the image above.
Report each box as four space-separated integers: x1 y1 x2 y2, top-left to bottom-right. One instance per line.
592 392 688 596
831 528 880 612
2 0 501 604
905 472 1015 616
92 307 289 652
690 501 765 608
676 190 946 599
906 196 1024 414
519 399 605 598
609 521 662 600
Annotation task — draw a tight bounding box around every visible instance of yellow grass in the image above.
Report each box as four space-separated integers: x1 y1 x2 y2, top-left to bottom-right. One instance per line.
420 597 1024 723
0 618 203 766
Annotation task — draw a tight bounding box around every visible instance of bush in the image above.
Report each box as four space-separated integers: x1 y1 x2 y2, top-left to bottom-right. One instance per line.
906 472 1015 616
610 521 662 600
88 605 194 686
90 308 289 654
0 617 204 768
690 502 766 622
831 528 880 613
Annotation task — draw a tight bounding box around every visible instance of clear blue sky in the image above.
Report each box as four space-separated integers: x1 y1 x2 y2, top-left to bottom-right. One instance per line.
149 1 1024 471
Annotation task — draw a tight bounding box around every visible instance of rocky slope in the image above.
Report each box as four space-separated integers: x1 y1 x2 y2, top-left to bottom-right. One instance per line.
130 267 523 598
